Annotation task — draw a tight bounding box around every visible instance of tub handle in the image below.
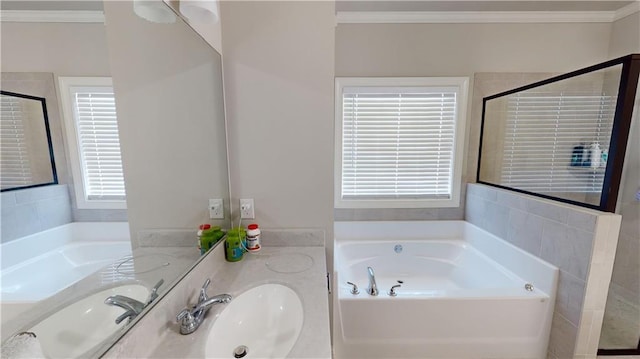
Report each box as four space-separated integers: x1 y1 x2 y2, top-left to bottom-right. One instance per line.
346 282 359 295
388 284 401 297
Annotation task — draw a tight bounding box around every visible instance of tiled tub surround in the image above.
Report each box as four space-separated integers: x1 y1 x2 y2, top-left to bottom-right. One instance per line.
333 221 558 359
466 183 622 359
102 230 331 359
1 184 72 243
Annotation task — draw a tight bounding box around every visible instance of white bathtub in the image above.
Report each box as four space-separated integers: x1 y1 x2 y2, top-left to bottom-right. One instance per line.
1 222 132 302
333 221 558 359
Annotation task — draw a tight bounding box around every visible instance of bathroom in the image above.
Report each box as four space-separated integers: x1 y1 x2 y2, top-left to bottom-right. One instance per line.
1 0 639 358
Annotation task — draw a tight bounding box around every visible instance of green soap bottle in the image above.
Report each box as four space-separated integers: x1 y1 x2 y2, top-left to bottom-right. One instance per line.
199 224 215 255
225 228 243 262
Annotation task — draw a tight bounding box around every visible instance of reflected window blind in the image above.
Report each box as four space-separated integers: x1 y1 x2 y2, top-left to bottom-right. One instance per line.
72 89 125 200
0 95 33 187
501 92 615 193
341 88 457 199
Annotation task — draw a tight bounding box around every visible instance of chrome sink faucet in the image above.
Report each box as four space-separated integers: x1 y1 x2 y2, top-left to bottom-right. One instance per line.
176 278 232 335
367 266 378 296
104 279 165 324
104 295 145 324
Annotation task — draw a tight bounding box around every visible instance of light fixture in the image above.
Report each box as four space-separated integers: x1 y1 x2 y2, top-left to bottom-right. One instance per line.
133 0 177 24
179 0 219 24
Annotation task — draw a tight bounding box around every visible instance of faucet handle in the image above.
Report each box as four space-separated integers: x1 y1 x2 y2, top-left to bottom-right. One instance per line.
199 279 211 301
388 284 401 297
176 308 198 332
176 308 192 322
115 310 135 325
146 278 165 306
346 282 359 295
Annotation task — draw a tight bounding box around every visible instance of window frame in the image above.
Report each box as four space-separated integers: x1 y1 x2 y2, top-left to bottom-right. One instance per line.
334 77 469 209
58 76 126 209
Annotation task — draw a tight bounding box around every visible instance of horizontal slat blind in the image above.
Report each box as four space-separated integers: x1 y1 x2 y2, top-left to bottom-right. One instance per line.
72 90 125 200
0 95 33 188
341 88 457 200
501 92 615 193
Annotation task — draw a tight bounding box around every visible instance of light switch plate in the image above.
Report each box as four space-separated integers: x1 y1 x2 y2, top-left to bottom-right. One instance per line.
209 199 224 219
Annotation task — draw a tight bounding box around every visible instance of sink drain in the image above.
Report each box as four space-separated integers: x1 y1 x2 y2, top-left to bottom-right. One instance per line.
233 345 248 358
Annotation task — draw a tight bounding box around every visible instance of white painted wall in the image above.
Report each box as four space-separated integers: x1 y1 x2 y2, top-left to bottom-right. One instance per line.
602 10 640 349
221 1 335 238
335 21 613 219
0 22 111 75
336 22 612 76
608 12 640 58
0 21 124 222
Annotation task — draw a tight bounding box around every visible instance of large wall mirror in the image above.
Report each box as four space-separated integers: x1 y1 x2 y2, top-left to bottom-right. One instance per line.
0 91 57 191
0 1 230 357
478 54 640 212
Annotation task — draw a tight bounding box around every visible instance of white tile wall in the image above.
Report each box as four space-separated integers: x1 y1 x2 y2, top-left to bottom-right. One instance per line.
0 184 72 243
466 183 621 359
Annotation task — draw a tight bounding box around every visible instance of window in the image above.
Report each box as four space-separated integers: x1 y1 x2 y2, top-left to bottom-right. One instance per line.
501 92 615 193
59 77 126 209
335 77 468 208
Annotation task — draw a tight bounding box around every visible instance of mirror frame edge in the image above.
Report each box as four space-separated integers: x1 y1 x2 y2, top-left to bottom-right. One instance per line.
476 53 640 213
0 90 59 192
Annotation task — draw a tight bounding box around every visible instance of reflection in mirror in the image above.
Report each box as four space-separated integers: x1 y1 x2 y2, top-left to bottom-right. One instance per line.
0 91 57 191
478 55 639 212
0 0 229 357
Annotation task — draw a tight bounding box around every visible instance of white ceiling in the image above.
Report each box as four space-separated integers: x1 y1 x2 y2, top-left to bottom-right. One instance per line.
336 1 636 12
1 0 636 13
0 1 103 11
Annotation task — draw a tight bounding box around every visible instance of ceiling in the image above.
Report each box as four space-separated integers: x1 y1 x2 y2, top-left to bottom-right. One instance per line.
1 0 636 13
0 1 103 11
336 1 636 12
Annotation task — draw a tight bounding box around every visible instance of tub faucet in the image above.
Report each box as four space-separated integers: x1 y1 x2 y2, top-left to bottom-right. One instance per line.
176 279 232 335
367 266 379 296
104 295 145 324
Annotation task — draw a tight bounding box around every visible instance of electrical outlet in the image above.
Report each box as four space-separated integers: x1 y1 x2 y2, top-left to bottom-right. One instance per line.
209 199 224 219
240 198 254 219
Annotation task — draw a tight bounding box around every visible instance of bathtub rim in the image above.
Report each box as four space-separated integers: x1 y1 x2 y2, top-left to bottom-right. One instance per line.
334 220 558 296
1 222 130 271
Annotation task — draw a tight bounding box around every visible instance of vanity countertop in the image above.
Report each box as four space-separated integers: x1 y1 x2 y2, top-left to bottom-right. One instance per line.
103 235 332 359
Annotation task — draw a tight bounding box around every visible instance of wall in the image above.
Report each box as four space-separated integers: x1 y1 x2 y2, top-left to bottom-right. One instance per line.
608 11 640 59
103 1 230 245
0 185 71 243
601 10 640 349
221 1 335 236
466 183 621 358
335 21 612 220
0 21 126 222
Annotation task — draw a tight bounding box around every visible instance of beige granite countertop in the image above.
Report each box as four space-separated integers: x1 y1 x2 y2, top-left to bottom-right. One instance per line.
103 231 331 359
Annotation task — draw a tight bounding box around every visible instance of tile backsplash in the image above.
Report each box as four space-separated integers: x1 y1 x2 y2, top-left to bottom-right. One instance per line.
1 184 72 243
466 183 621 359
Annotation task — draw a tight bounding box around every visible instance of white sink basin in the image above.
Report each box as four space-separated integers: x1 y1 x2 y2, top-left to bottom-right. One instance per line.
205 284 303 359
30 284 148 359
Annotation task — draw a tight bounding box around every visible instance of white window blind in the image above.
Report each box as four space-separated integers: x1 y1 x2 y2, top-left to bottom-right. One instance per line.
501 92 616 193
71 88 125 201
341 87 458 201
0 95 33 188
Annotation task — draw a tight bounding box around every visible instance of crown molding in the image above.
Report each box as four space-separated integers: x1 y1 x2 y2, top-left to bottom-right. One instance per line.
0 10 105 23
336 10 629 24
613 1 640 21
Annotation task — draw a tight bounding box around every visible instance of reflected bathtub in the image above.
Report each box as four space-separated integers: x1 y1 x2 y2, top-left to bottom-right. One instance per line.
333 221 558 359
1 222 131 303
